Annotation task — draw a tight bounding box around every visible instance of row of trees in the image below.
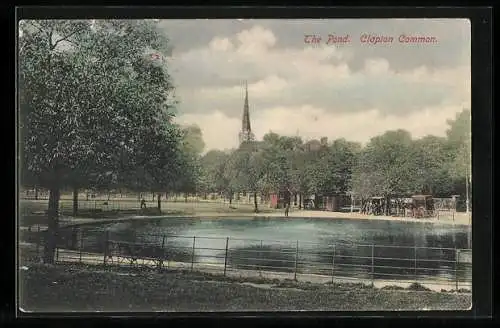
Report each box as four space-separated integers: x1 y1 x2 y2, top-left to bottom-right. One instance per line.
197 109 471 214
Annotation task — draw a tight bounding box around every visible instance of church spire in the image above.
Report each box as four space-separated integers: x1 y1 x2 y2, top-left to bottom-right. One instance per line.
242 80 251 132
239 80 255 144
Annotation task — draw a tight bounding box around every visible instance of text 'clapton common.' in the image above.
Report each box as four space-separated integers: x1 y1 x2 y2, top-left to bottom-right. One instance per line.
304 34 439 45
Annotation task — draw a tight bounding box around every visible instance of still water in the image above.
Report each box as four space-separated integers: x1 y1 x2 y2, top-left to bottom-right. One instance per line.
65 217 472 284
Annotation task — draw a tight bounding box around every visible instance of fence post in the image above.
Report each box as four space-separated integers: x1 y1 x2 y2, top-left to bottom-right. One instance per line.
294 240 299 281
414 245 418 281
160 235 166 270
166 235 169 269
259 240 263 276
455 249 460 291
36 225 40 261
331 245 336 284
191 236 196 271
79 229 83 263
223 237 229 276
371 244 375 286
103 230 109 265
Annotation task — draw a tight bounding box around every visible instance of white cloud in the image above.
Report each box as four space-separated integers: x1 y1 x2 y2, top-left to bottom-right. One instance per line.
235 25 277 55
364 58 390 75
176 111 241 152
168 23 470 151
176 104 463 152
209 37 234 52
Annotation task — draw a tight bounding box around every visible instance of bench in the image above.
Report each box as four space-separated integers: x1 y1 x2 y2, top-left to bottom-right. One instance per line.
107 240 167 267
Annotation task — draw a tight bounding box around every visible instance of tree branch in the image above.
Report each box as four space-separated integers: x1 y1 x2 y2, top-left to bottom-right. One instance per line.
27 21 44 35
50 27 86 51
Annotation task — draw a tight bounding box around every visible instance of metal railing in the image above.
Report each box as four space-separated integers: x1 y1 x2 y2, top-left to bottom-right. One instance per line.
20 228 472 291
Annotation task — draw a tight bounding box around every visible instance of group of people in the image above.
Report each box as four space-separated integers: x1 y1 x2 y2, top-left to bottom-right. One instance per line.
360 199 431 218
360 200 386 215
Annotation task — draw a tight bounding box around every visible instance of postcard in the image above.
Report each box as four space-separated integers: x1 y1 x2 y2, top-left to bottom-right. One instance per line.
18 16 472 313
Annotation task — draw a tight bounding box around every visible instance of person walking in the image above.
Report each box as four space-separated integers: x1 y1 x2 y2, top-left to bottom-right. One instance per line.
284 202 290 217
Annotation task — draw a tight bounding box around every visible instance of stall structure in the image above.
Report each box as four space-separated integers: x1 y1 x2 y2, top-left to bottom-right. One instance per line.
411 195 434 218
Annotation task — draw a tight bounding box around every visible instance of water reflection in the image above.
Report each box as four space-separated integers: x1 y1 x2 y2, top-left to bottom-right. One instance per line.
58 217 471 283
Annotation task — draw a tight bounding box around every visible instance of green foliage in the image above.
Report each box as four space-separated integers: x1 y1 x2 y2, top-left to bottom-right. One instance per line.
199 109 471 206
19 19 195 262
445 109 471 180
19 20 184 193
310 138 361 196
181 124 205 155
200 149 239 199
350 110 471 200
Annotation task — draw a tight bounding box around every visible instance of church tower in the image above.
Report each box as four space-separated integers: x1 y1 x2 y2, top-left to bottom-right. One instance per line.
239 81 255 144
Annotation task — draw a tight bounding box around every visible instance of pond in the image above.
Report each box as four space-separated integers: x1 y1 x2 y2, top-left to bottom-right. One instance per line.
60 217 472 285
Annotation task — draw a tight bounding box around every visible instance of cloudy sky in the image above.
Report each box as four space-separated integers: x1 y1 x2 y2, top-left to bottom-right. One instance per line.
157 19 470 152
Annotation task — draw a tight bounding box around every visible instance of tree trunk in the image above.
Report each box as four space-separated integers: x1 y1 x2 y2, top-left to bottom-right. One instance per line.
253 192 259 213
384 195 389 216
298 193 302 209
72 187 78 217
44 186 60 264
157 193 161 211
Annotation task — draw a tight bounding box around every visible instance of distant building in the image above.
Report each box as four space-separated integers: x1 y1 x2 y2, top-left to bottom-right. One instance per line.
305 139 322 152
238 81 255 145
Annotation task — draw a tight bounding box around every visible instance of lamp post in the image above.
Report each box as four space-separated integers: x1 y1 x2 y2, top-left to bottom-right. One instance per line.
464 161 470 216
463 125 472 243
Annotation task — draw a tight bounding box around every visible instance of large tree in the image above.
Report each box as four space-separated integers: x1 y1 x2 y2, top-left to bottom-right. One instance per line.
445 109 471 211
200 149 241 205
19 19 183 263
351 130 415 214
410 135 454 197
232 141 266 212
312 138 360 196
172 125 205 202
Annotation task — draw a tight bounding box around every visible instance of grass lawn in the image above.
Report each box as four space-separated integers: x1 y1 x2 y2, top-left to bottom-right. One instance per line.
18 263 472 312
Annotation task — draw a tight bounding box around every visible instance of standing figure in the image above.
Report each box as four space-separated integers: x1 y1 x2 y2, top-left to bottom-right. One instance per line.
284 202 290 217
140 198 147 209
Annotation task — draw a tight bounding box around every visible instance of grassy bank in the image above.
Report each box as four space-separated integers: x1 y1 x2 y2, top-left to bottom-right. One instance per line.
19 263 471 312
